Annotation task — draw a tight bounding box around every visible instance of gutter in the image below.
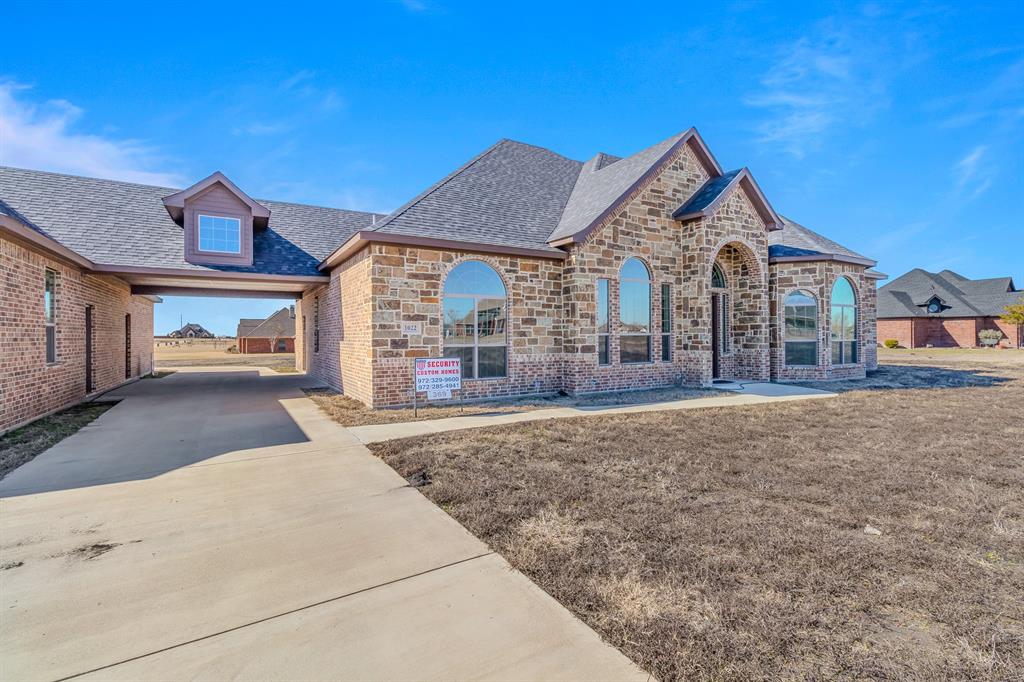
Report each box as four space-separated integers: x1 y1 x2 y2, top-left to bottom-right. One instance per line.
319 230 567 271
769 253 877 268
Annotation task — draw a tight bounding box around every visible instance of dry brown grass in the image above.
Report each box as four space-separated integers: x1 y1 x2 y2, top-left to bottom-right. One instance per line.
304 385 714 427
1 402 114 479
154 338 296 371
372 353 1024 681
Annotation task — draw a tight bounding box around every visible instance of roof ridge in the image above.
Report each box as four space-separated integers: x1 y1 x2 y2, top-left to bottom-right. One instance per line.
498 138 582 164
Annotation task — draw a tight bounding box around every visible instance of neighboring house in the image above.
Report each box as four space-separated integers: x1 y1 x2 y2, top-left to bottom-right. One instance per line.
167 322 214 339
1 127 882 426
236 307 296 353
877 269 1022 348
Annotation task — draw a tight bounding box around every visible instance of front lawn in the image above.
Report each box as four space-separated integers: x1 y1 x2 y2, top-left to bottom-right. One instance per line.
372 354 1024 680
1 402 114 479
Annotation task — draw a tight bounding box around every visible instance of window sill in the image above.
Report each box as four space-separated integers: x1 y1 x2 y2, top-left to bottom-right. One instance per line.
462 376 508 383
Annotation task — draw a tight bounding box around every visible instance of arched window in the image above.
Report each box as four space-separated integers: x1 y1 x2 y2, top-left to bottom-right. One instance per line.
784 290 818 366
619 258 651 363
443 261 507 379
711 262 727 288
830 277 857 365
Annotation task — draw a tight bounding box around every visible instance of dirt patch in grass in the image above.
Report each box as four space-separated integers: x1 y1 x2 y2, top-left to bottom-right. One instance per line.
372 354 1024 680
1 402 114 479
304 385 715 427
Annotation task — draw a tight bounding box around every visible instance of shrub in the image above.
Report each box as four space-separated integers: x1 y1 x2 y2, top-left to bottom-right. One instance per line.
883 339 899 349
979 329 1003 347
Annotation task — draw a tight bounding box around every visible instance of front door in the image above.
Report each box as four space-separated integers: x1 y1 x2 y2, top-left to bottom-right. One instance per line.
85 305 94 393
711 294 721 379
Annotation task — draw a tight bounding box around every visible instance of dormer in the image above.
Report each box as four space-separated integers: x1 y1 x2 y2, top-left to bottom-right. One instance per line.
922 295 947 314
162 172 270 267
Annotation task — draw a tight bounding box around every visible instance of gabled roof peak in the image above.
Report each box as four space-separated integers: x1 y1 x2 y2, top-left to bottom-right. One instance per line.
673 167 782 231
161 171 271 228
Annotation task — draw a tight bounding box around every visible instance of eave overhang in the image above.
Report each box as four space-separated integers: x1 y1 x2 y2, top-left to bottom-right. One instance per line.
769 253 878 267
319 230 567 271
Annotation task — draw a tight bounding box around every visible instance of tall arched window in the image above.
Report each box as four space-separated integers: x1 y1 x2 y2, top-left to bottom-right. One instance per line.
443 261 507 379
711 262 727 289
619 258 651 363
784 290 818 366
830 277 857 365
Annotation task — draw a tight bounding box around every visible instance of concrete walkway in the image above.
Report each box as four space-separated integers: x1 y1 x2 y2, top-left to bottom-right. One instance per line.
348 381 835 444
0 368 645 681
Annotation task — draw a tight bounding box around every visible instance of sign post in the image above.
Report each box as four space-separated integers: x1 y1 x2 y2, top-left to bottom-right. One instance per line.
413 357 462 415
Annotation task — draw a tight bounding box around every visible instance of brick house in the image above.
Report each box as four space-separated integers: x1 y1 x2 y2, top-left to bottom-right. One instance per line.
167 322 214 339
1 128 882 424
236 307 296 354
877 269 1022 348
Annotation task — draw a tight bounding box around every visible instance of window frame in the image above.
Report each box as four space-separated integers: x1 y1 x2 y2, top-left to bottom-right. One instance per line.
597 278 610 365
196 214 243 255
44 269 57 364
442 261 508 380
830 277 858 365
783 289 818 367
618 257 652 364
660 282 672 362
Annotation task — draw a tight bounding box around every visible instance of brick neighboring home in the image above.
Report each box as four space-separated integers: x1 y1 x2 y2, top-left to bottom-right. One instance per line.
167 322 214 339
236 307 296 354
877 269 1023 348
2 127 884 427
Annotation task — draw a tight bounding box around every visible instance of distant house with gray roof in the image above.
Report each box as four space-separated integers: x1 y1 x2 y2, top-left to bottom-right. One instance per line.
236 307 296 354
877 269 1022 348
168 323 214 339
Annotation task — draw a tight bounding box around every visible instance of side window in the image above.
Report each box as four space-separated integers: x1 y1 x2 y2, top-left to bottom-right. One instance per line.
597 279 610 365
442 261 508 379
44 269 57 363
313 296 320 353
661 283 671 362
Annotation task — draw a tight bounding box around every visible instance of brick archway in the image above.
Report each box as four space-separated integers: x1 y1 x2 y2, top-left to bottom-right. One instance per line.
708 239 770 382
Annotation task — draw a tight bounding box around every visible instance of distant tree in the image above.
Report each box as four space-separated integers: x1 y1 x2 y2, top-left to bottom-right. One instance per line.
1001 296 1024 327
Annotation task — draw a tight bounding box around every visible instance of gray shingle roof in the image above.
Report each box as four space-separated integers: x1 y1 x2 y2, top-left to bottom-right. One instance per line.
768 216 873 264
236 318 263 338
0 166 384 276
366 139 581 254
878 269 1021 318
548 132 686 243
241 307 296 338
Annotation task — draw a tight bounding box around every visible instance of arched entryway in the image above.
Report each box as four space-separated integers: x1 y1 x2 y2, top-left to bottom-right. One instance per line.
708 240 769 382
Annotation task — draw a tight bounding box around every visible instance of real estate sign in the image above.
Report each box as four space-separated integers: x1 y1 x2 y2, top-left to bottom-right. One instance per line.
414 358 461 400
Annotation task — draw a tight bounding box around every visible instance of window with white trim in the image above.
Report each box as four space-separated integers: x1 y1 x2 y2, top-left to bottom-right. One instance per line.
44 269 57 363
784 290 817 366
197 214 242 254
619 258 651 363
443 261 507 379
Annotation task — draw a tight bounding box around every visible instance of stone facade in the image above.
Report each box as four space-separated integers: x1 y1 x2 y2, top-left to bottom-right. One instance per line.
768 261 878 381
1 236 154 433
298 142 876 408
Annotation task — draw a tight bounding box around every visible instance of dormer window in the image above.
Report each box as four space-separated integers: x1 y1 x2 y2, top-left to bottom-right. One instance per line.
198 215 242 254
162 171 270 267
927 300 941 314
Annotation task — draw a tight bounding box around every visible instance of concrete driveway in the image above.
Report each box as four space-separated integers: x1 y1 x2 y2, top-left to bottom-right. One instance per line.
0 368 645 681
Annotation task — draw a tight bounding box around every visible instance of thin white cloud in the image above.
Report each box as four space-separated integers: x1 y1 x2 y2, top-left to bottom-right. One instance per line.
744 18 900 158
954 145 993 201
397 0 428 11
231 121 290 136
0 81 182 186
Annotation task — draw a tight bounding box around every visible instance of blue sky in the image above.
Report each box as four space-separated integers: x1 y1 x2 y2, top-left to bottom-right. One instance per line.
3 1 1022 335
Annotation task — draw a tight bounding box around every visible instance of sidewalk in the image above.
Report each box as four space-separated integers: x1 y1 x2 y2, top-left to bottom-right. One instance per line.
347 382 834 444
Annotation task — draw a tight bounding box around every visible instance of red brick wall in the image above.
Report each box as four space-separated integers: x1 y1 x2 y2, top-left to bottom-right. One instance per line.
239 336 294 353
877 318 914 348
1 236 154 433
